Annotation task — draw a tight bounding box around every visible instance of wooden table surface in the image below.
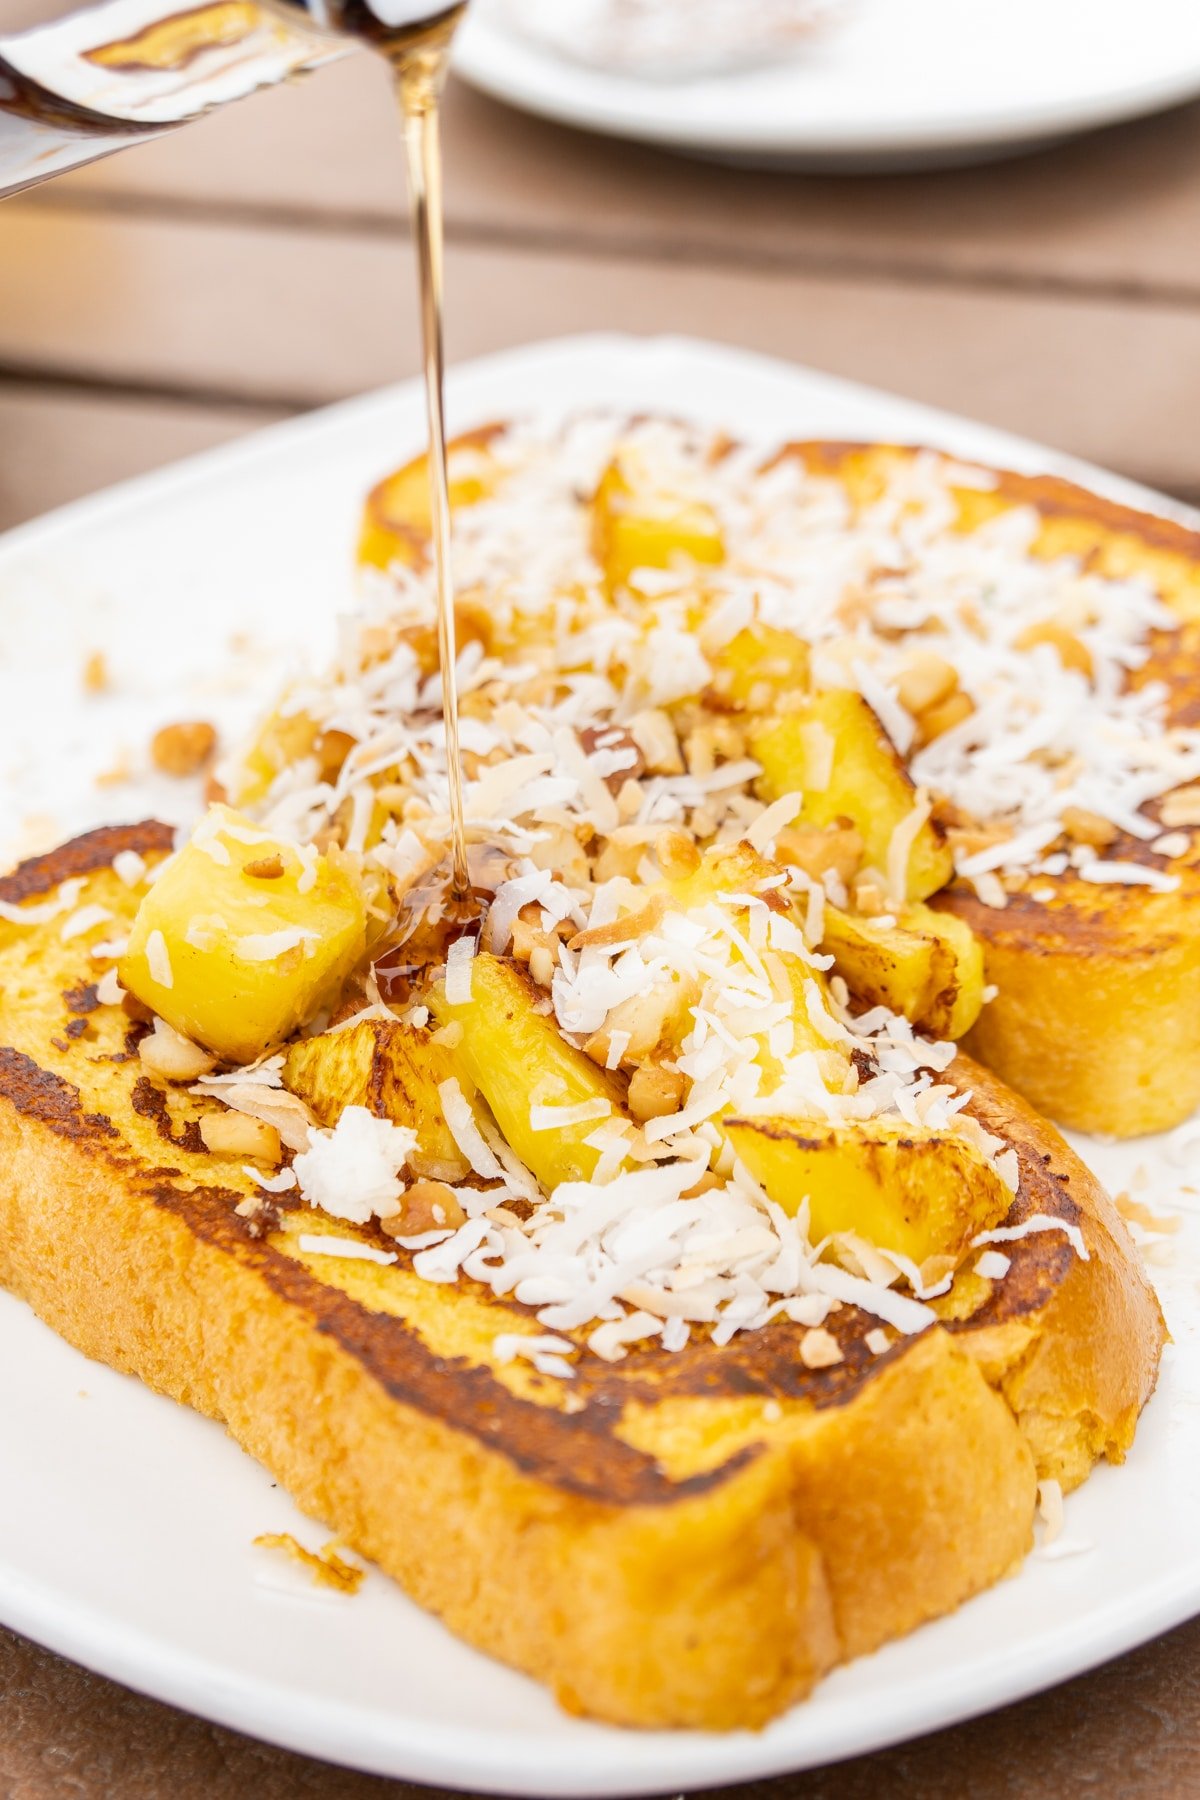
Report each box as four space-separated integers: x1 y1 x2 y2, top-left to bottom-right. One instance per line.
2 49 1199 1797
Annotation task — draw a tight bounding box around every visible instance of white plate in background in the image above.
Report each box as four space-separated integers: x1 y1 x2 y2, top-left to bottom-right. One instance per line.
0 334 1198 1792
455 0 1200 171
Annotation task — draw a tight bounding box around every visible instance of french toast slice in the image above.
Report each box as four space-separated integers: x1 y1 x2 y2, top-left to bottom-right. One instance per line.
788 445 1200 1137
0 823 1164 1730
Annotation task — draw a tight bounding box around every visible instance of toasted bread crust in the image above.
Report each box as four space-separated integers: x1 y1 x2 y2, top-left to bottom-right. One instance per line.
0 825 1165 1727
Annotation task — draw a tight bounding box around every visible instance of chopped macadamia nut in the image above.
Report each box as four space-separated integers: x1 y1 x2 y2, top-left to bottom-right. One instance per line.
200 1109 283 1164
947 822 1012 858
151 720 218 777
593 838 644 882
896 653 958 718
1162 785 1200 828
627 708 684 775
916 690 975 745
626 1063 686 1122
81 651 109 694
853 879 888 916
1061 806 1118 850
800 1326 843 1369
244 854 286 880
528 944 556 988
138 1017 216 1081
776 823 864 886
381 1179 467 1237
1015 619 1093 679
1152 830 1191 859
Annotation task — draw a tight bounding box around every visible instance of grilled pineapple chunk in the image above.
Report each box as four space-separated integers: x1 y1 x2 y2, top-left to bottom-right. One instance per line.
357 429 501 571
750 689 952 901
725 1117 1011 1269
822 902 985 1039
591 450 725 594
283 1018 470 1182
429 953 629 1191
120 806 366 1064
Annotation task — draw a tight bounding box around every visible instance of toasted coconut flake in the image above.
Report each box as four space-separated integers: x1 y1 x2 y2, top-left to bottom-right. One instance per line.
438 1076 505 1179
972 1213 1088 1261
292 1105 416 1224
296 1233 397 1266
139 1018 215 1081
444 933 477 1004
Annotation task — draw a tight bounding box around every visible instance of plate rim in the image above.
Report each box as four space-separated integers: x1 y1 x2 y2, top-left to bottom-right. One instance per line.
453 7 1200 161
3 1499 1199 1796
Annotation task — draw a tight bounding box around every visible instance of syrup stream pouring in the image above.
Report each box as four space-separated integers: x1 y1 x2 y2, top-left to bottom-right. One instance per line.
271 4 473 902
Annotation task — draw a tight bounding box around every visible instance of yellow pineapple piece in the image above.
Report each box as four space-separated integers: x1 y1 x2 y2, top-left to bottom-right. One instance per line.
710 624 810 709
725 1117 1011 1270
428 953 629 1191
750 689 953 901
283 1018 470 1182
357 430 501 572
591 450 724 595
821 901 985 1040
230 705 322 808
120 806 366 1064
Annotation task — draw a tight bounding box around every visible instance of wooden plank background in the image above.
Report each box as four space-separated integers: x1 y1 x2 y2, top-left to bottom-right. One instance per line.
3 40 1200 1800
5 61 1200 526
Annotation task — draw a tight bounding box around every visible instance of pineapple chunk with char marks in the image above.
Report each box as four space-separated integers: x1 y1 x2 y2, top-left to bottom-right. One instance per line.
283 1018 470 1183
357 426 503 572
822 902 985 1040
120 806 366 1065
592 449 725 595
429 953 631 1192
750 689 953 902
725 1116 1012 1272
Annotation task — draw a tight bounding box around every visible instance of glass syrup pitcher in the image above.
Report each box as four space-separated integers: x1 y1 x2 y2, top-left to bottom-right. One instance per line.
0 1 457 196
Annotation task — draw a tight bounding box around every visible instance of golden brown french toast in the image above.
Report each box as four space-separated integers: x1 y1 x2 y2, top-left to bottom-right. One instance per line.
791 445 1200 1137
353 422 1200 1136
0 823 1164 1730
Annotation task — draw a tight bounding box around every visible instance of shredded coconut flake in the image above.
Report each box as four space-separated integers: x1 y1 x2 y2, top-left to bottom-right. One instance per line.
292 1106 417 1225
0 876 84 927
444 933 477 1004
296 1233 397 1265
1077 860 1179 892
95 968 124 1006
112 849 147 887
973 1213 1089 1261
438 1077 505 1179
60 903 112 943
236 927 318 962
145 929 173 989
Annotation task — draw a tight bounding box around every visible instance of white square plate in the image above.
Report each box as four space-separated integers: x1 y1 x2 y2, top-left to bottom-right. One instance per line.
1 334 1197 1794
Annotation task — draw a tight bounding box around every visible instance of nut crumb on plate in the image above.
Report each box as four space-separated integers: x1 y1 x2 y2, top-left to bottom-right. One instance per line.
151 720 218 778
